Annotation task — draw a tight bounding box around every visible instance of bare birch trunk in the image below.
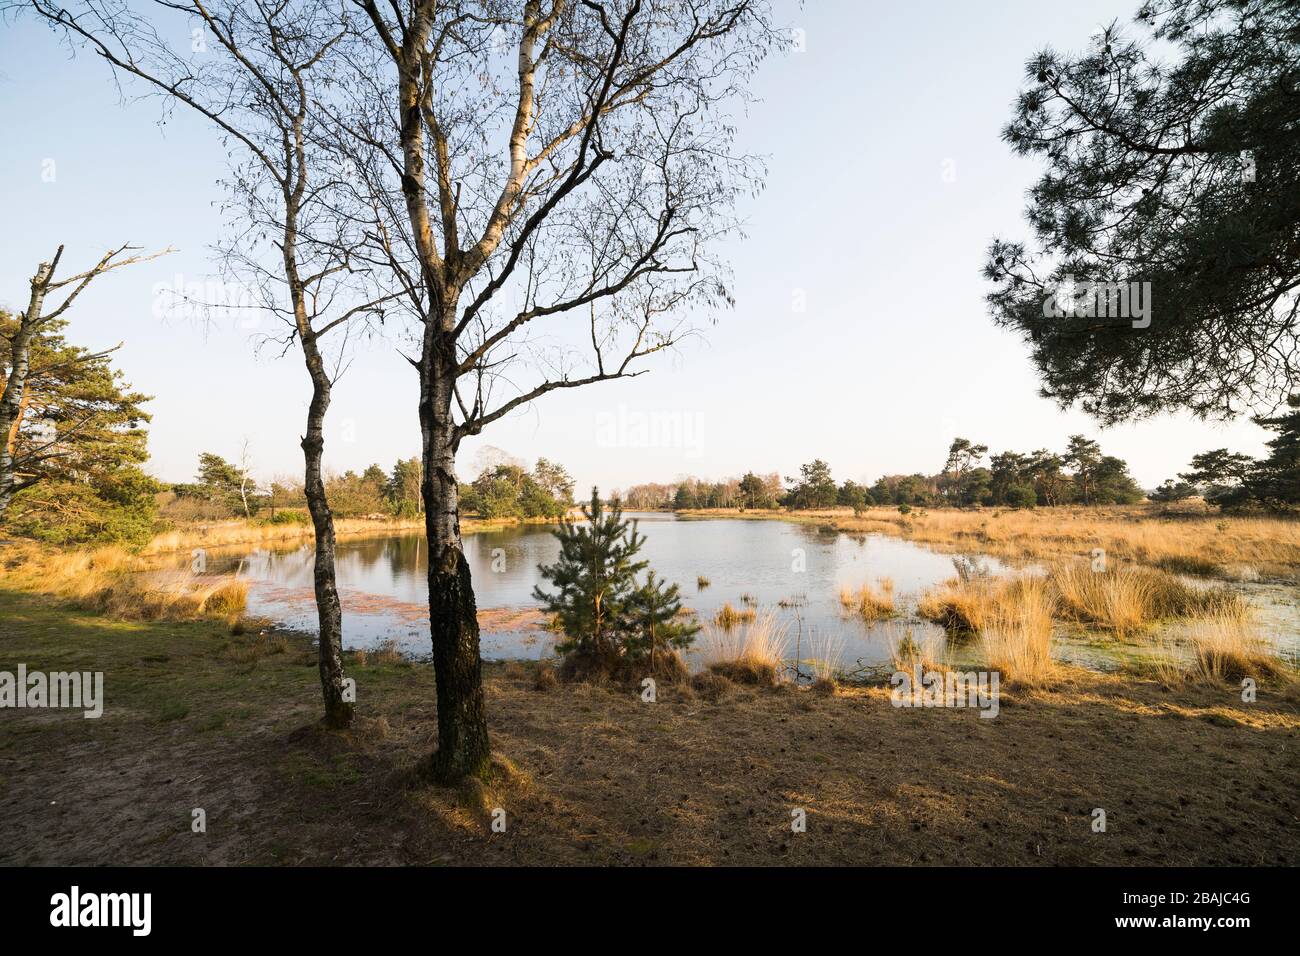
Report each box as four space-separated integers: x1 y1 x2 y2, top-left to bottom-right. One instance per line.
0 266 53 516
421 330 490 781
300 356 353 729
286 245 352 729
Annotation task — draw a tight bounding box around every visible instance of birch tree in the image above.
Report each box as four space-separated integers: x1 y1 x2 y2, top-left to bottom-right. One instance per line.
333 0 776 779
34 0 395 728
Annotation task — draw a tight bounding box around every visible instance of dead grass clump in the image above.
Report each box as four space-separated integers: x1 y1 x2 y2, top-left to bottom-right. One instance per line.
554 648 688 686
708 658 776 685
645 650 690 684
1155 554 1222 578
1 543 251 624
556 652 613 685
885 622 949 675
1049 563 1152 634
839 577 895 620
1050 562 1249 636
200 578 249 617
713 601 756 628
533 661 559 691
980 576 1056 685
689 669 733 700
100 574 248 622
700 611 788 686
916 578 992 633
805 631 846 685
372 640 403 665
1186 610 1286 684
811 677 838 696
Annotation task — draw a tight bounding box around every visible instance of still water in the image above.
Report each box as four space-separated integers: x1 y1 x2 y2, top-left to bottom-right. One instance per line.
226 513 1022 670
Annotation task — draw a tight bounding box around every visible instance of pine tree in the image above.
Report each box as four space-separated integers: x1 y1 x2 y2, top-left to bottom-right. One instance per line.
1 311 159 544
1247 395 1300 507
627 570 700 671
533 489 647 659
987 1 1300 424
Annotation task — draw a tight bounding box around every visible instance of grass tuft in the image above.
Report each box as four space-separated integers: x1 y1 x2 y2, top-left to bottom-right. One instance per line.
713 601 756 629
700 611 788 685
839 577 895 620
979 576 1056 685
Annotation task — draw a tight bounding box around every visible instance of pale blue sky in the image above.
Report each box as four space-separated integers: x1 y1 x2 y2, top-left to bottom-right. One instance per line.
0 0 1272 490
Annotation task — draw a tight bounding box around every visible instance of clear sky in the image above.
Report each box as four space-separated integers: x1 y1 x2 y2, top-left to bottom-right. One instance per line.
0 0 1274 491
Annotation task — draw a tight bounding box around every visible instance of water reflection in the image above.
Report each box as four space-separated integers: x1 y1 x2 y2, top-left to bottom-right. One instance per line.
224 513 1024 668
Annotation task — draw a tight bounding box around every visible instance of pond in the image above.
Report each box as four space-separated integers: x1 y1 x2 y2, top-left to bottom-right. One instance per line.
211 512 1299 674
217 513 1021 672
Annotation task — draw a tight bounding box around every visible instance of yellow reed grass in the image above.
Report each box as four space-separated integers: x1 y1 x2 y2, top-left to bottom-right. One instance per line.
839 577 895 620
700 611 789 685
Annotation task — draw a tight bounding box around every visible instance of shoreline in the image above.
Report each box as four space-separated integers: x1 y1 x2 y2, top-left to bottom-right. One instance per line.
139 514 565 558
674 504 1300 583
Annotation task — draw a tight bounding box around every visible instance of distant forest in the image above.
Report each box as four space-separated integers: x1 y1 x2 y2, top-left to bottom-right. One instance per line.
614 421 1300 513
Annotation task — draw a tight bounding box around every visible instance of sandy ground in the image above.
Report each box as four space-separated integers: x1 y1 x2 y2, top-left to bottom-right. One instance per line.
2 590 1297 866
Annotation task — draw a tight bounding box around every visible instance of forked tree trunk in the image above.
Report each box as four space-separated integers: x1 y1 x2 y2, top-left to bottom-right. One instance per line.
420 340 491 781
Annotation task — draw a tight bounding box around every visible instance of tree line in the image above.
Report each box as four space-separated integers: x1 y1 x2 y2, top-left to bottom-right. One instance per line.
615 435 1149 514
169 452 575 523
1153 397 1300 509
629 415 1300 513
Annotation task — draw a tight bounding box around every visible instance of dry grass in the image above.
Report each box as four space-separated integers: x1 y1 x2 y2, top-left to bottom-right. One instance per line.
917 559 1251 642
140 516 426 556
838 577 895 620
1186 610 1286 684
884 622 949 674
1050 564 1157 635
533 661 559 691
805 630 847 683
912 573 1056 682
700 611 789 685
0 542 247 622
916 578 993 632
5 589 1300 866
553 647 690 685
1140 606 1289 686
1050 562 1247 636
980 576 1056 685
140 514 552 557
0 509 554 624
713 601 756 629
684 504 1300 582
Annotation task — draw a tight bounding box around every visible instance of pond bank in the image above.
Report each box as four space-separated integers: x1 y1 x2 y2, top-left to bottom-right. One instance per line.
140 513 561 558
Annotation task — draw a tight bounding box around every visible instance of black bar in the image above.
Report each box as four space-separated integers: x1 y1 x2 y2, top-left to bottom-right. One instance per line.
0 866 1284 942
